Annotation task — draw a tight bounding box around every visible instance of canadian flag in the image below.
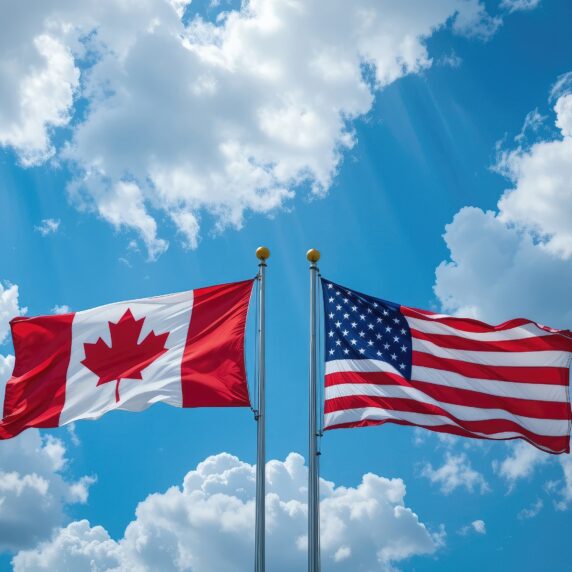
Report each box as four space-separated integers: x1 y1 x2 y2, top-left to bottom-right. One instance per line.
0 280 254 439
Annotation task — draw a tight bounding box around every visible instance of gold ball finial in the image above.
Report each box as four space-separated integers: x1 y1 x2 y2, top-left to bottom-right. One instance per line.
306 248 320 263
256 246 270 261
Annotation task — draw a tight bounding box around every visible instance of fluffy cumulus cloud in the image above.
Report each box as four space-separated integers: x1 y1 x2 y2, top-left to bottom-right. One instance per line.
0 0 508 257
0 430 96 552
421 452 489 494
13 452 443 571
435 72 572 327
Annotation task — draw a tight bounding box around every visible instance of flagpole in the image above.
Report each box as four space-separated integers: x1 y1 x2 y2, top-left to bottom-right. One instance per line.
255 246 269 572
307 248 321 572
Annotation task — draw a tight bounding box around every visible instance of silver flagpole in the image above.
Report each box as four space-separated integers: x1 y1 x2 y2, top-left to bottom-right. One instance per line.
254 246 269 572
307 248 321 572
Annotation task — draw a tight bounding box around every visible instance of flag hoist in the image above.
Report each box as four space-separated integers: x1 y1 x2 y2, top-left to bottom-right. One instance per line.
254 246 269 572
307 248 322 572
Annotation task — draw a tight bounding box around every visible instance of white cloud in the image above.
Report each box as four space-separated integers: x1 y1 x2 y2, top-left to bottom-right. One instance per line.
421 453 489 494
0 25 79 166
435 74 572 327
0 430 95 551
459 519 486 535
0 282 26 345
51 305 71 315
518 498 543 520
35 218 61 236
493 441 549 485
451 0 502 40
0 0 505 257
500 0 541 13
13 452 443 571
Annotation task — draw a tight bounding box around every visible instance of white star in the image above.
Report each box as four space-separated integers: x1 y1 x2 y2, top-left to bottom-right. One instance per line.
401 345 407 352
400 328 406 335
359 348 366 355
367 340 374 346
335 290 341 296
343 313 350 319
329 312 334 319
399 363 406 370
393 336 400 343
367 308 372 314
351 305 358 312
343 348 350 355
329 349 335 356
367 323 374 330
350 339 357 346
343 297 349 304
336 304 342 311
359 314 366 321
335 340 341 346
329 297 334 303
351 322 357 328
359 331 365 338
327 283 333 289
328 330 334 338
376 334 382 340
383 310 389 316
376 350 382 357
376 317 383 323
385 326 392 332
342 329 349 336
373 302 378 308
383 343 390 350
393 318 400 324
335 321 342 328
390 353 397 360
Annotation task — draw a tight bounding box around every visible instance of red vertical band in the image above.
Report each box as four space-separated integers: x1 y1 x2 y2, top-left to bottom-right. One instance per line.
181 279 254 408
0 313 74 439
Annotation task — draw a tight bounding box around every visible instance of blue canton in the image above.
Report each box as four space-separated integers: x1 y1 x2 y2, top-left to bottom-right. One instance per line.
321 278 413 380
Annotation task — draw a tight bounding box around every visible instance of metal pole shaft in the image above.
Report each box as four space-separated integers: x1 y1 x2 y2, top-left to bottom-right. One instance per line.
307 250 320 572
254 254 267 572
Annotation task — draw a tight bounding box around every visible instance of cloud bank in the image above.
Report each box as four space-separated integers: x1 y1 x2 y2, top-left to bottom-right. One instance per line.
0 0 508 257
12 452 443 571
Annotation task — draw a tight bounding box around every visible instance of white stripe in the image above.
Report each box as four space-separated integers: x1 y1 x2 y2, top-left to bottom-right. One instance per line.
406 316 550 342
323 407 569 438
325 358 402 377
412 365 568 403
324 384 568 436
412 338 570 367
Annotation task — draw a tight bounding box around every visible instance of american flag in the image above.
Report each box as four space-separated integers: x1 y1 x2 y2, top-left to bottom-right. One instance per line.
321 278 572 454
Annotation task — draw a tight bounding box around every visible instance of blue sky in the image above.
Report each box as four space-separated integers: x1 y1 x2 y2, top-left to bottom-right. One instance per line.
1 1 572 571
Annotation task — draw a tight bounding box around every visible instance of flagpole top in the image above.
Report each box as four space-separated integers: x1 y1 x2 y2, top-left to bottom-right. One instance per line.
256 246 270 261
306 248 320 263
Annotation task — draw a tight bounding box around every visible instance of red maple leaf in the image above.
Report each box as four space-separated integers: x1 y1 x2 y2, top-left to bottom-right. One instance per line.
81 309 170 403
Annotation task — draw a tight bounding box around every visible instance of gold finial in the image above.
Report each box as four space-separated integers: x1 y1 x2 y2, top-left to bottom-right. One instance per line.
256 246 270 261
306 248 320 263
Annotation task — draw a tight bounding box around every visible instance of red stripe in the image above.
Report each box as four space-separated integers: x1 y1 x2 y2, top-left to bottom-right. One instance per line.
402 306 572 342
0 313 74 439
325 371 571 420
411 327 572 352
412 351 569 385
181 279 253 408
323 417 569 454
323 394 569 446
